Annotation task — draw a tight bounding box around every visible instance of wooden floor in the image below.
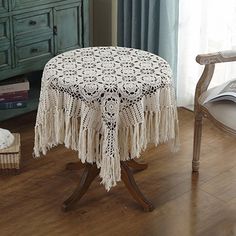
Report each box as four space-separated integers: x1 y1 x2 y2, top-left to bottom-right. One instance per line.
0 108 236 236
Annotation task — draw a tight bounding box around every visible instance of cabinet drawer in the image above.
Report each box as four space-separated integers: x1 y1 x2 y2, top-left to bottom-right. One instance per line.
11 0 63 10
13 9 53 38
15 36 53 64
0 0 8 13
0 44 11 71
0 17 10 43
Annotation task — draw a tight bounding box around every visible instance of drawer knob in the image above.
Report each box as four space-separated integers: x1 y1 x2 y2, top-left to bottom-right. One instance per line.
53 26 57 35
29 20 37 25
31 48 38 53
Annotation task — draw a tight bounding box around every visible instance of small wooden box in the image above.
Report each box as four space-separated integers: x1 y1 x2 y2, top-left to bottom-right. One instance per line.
0 133 21 174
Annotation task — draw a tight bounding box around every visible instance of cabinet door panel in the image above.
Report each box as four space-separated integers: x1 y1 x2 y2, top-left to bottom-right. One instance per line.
13 9 53 38
0 44 11 71
0 0 8 13
54 3 82 54
15 35 54 65
0 17 10 43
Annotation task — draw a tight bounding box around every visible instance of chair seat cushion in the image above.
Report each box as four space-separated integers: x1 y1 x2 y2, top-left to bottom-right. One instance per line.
199 88 236 130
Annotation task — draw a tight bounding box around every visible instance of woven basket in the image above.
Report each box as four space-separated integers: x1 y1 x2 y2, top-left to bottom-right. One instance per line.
0 133 21 174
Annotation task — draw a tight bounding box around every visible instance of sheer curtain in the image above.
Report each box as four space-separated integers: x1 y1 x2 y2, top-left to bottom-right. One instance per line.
177 0 236 107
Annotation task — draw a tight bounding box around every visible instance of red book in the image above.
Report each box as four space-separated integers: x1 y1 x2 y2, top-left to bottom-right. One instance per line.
0 91 29 103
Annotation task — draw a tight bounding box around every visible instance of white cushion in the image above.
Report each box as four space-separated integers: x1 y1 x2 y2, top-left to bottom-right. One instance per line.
220 50 236 58
199 88 236 131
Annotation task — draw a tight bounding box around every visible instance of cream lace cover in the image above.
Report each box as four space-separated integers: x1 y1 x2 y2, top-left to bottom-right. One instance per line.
34 47 179 190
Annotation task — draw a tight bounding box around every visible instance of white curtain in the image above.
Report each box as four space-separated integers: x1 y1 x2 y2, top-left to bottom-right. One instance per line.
177 0 236 107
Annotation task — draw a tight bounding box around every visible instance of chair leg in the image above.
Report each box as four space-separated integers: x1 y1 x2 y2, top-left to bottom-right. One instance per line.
192 114 203 172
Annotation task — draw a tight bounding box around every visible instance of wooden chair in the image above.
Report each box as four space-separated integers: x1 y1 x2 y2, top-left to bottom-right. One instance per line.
192 50 236 172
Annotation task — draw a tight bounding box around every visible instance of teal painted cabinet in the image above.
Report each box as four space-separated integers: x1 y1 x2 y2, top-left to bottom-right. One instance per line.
0 0 90 120
54 3 83 54
0 0 90 80
0 1 8 13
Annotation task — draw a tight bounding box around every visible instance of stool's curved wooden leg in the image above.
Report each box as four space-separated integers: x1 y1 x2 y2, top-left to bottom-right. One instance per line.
121 161 154 212
126 159 148 171
62 163 99 212
65 161 85 171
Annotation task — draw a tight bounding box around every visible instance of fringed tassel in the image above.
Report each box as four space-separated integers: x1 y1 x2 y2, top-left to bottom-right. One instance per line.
78 128 87 163
118 127 129 161
95 131 102 165
153 111 160 145
99 124 121 191
54 109 65 144
100 152 121 191
33 126 41 157
87 129 95 163
64 115 72 148
169 109 180 152
71 117 79 150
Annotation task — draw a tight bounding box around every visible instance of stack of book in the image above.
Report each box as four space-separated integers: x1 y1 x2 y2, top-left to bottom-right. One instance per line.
0 76 30 110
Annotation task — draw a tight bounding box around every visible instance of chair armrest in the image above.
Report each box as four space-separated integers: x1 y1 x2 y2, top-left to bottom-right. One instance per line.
194 64 215 110
196 50 236 65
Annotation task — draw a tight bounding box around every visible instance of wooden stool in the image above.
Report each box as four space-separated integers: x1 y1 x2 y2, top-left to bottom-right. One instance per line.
62 159 154 212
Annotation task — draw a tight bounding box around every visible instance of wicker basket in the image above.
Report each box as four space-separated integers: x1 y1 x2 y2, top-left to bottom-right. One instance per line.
0 133 21 174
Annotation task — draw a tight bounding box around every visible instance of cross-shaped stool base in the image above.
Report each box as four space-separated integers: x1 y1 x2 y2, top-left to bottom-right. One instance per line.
62 160 154 212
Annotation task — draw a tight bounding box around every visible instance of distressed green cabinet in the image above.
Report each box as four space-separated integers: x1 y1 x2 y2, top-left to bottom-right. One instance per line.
11 0 62 10
0 16 11 71
54 3 83 54
0 1 8 13
0 0 90 120
0 0 90 80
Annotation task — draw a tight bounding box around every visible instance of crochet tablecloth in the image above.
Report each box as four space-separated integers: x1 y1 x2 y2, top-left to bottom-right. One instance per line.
34 47 179 190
